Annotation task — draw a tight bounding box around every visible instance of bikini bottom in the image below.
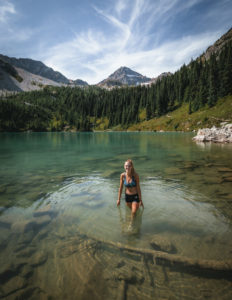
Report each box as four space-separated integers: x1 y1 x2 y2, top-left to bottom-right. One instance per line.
125 193 139 203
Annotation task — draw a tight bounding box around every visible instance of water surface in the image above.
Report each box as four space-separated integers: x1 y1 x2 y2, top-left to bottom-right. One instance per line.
0 132 232 299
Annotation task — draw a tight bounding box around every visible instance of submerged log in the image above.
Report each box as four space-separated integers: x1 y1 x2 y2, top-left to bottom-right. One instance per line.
93 237 232 278
154 252 232 274
75 229 232 279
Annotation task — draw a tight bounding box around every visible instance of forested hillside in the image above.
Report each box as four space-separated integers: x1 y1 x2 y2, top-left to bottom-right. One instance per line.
0 39 231 132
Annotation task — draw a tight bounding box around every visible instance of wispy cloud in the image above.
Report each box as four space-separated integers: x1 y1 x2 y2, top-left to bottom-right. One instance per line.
0 0 16 23
0 0 33 45
41 0 229 84
115 0 126 16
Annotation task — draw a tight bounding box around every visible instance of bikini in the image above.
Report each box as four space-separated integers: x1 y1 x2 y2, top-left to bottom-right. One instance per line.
124 173 139 203
124 174 136 188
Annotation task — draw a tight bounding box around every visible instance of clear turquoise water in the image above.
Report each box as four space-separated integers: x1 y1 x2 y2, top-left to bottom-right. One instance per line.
0 132 232 299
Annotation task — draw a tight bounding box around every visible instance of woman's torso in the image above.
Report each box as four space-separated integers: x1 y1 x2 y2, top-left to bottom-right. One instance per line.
124 173 138 195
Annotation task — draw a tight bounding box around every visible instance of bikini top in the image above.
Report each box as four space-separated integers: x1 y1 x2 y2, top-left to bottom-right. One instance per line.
124 173 136 188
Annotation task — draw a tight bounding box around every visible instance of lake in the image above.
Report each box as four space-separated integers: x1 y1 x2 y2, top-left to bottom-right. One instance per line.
0 132 232 299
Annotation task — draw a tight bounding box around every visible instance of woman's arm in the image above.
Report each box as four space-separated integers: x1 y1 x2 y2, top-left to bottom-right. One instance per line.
117 173 124 206
136 174 144 208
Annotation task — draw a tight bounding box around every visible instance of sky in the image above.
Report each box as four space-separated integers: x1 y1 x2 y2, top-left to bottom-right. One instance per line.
0 0 231 84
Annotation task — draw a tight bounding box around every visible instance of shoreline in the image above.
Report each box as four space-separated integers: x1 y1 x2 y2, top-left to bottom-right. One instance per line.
0 129 195 133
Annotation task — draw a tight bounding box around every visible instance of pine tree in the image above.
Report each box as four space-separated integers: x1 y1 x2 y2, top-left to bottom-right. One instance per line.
207 54 218 107
220 42 232 96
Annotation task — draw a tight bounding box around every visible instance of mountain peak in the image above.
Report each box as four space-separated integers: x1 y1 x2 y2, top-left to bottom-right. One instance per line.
116 66 133 72
98 66 151 88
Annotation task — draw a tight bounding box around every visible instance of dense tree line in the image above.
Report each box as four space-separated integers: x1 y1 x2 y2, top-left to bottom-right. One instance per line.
0 41 232 132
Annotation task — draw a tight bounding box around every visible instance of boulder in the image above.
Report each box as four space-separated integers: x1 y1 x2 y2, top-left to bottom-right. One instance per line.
193 123 232 143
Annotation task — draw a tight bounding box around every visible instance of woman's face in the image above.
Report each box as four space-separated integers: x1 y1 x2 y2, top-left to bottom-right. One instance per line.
124 162 132 172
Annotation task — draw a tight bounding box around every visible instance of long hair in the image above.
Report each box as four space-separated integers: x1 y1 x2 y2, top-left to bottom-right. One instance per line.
125 159 136 177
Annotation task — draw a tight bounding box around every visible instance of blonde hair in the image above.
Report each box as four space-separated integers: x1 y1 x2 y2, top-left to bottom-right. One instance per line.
125 159 136 177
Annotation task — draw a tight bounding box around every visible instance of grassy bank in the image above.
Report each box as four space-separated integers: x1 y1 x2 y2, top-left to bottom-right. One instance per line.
87 96 232 132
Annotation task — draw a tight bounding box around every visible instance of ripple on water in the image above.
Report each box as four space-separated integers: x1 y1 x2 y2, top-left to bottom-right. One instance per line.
30 175 232 261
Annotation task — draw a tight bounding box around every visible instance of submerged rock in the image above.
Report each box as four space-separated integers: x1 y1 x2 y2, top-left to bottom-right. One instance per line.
0 261 26 285
16 231 36 249
11 215 51 235
164 167 183 175
0 275 27 297
29 251 48 267
112 266 144 284
16 247 37 258
219 193 232 200
223 176 232 182
181 161 199 170
33 204 54 217
217 167 232 172
34 215 51 228
11 220 37 233
150 235 177 254
0 215 15 229
193 123 232 143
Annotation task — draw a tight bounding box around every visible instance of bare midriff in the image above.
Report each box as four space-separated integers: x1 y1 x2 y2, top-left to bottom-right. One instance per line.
125 186 138 195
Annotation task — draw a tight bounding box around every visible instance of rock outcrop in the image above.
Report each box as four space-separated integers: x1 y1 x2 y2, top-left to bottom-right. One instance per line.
202 27 232 60
193 123 232 143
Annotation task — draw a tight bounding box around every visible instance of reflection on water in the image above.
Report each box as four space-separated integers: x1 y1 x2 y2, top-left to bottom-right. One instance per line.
0 132 232 299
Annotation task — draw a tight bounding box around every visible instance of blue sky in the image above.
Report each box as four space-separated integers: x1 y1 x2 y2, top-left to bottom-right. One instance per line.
0 0 231 84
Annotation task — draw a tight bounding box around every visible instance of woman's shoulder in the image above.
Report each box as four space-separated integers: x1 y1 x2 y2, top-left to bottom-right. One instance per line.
120 172 125 178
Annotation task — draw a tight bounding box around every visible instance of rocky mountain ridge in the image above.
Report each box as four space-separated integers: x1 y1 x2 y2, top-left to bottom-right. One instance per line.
0 54 70 84
72 79 88 86
141 72 172 86
0 62 64 94
0 54 89 93
202 27 232 60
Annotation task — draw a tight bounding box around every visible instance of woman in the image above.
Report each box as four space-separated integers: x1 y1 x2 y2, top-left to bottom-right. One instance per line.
117 159 144 220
